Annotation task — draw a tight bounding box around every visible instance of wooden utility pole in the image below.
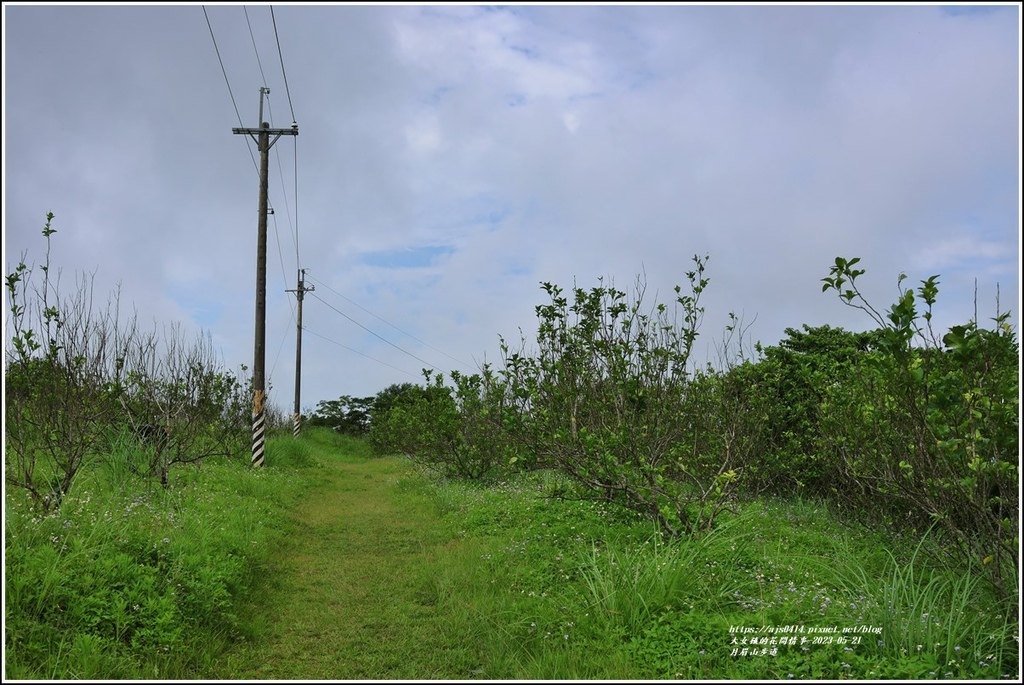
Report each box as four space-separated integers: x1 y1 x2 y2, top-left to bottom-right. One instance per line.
287 268 314 436
233 87 298 467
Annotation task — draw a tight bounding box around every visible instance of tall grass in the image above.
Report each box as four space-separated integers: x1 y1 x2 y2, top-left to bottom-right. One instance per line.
577 515 753 634
825 528 1018 679
4 434 316 679
411 471 1019 680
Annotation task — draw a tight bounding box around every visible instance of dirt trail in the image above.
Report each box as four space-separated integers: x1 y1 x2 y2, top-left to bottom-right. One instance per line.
211 454 481 680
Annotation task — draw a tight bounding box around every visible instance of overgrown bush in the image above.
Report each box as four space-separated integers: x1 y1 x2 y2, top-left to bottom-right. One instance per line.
367 377 446 459
367 369 514 480
5 213 252 509
497 256 745 537
116 325 251 485
819 257 1018 602
742 324 884 497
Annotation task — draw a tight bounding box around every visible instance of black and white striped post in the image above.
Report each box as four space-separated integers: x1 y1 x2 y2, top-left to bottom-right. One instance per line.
252 390 266 468
233 88 297 467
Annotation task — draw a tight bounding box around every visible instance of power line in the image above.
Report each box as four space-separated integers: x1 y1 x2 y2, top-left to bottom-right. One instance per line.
292 140 299 269
270 210 297 320
250 6 300 274
219 4 301 276
268 303 292 380
266 6 300 269
235 6 301 296
305 273 473 369
254 92 300 282
243 5 269 87
203 5 259 175
237 7 303 405
309 292 443 372
304 328 421 379
271 6 297 124
272 140 300 270
203 6 244 127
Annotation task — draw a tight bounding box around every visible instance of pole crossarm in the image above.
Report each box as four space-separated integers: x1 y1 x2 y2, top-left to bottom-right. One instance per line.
232 124 298 149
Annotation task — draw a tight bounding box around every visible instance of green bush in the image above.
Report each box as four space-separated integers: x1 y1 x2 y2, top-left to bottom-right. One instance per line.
497 257 745 537
819 257 1019 603
742 325 883 497
367 369 514 480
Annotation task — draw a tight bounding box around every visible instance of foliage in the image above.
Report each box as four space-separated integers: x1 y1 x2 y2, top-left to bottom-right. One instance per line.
367 369 513 480
5 214 252 507
819 256 1019 602
5 213 118 511
8 210 1015 678
307 394 375 435
496 256 745 537
263 431 318 468
4 450 312 679
411 466 1017 680
115 325 251 485
366 375 449 458
369 382 421 422
744 324 884 497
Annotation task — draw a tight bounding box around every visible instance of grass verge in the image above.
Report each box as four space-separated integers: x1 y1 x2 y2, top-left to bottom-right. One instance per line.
7 431 1017 680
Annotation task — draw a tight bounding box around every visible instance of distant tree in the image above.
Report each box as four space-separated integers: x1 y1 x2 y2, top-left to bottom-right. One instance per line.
370 382 419 420
366 376 462 459
309 395 375 435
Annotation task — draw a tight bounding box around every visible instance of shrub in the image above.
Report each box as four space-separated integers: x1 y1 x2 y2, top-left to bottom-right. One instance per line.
743 324 884 497
497 256 743 537
368 369 513 480
819 257 1018 603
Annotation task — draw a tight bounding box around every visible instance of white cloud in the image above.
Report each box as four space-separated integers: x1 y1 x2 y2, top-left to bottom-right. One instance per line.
3 4 1018 409
913 234 1014 272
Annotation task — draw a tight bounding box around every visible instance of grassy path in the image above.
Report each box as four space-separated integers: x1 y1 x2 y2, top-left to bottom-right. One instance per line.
210 452 483 680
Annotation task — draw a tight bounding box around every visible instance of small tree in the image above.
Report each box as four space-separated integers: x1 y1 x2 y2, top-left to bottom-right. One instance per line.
119 324 250 486
5 214 251 505
499 256 742 537
820 257 1018 602
4 214 122 510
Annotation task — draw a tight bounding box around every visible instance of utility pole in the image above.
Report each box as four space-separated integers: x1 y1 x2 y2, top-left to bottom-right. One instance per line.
287 268 314 436
233 87 298 467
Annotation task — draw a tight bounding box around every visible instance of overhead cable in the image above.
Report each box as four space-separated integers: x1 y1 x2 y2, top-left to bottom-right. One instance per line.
244 5 269 87
309 293 443 372
304 328 421 379
202 5 259 175
270 5 297 123
306 273 473 370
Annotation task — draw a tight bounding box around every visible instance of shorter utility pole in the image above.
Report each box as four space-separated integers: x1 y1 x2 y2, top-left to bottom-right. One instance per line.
233 87 298 467
287 268 314 437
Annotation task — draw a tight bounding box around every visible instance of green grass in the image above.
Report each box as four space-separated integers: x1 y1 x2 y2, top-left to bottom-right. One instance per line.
5 431 1018 680
4 431 315 679
377 471 1018 680
207 442 486 679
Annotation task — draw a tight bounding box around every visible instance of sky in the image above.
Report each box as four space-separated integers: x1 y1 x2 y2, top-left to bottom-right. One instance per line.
3 2 1021 419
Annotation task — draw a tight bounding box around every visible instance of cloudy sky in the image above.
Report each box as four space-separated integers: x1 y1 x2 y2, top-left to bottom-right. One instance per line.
3 3 1020 417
